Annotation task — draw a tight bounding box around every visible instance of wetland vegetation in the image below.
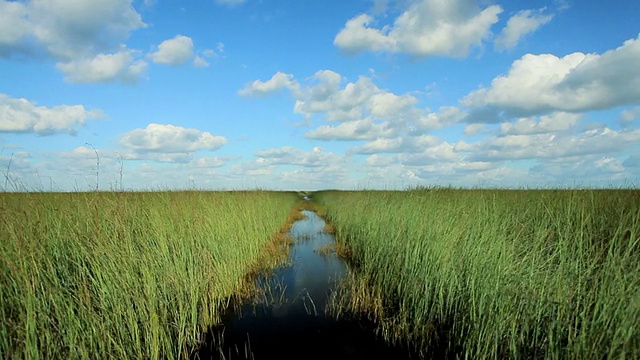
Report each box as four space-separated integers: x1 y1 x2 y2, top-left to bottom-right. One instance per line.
1 188 638 359
316 188 640 359
0 191 298 359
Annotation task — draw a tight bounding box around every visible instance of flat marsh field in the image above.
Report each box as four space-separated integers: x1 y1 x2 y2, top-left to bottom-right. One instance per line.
1 189 639 359
317 188 640 359
0 191 299 359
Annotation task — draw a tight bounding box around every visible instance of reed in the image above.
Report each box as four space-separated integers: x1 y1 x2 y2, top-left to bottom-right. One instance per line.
0 190 298 359
316 189 640 359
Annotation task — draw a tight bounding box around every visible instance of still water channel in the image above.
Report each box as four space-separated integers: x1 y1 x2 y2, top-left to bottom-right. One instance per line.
196 210 418 359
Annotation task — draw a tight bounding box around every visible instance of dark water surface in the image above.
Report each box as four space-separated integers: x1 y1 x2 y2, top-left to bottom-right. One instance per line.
195 210 419 360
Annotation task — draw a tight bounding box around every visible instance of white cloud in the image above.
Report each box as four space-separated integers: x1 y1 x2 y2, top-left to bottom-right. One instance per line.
399 142 461 165
370 92 419 119
459 127 640 162
0 93 103 135
333 14 397 54
294 75 380 120
621 106 640 125
202 49 217 58
334 0 502 57
291 71 421 128
350 135 441 154
56 47 147 83
0 0 145 60
530 155 628 185
462 35 640 117
193 55 209 67
125 152 194 163
230 161 273 176
293 70 343 116
119 123 227 163
148 35 194 66
366 154 395 167
464 123 486 136
495 9 554 51
0 1 30 54
415 106 466 132
59 146 102 163
193 43 223 67
242 70 415 123
238 72 300 97
499 112 580 135
226 158 353 190
17 149 231 191
190 156 226 168
243 70 463 141
406 162 530 187
304 119 394 140
254 146 345 167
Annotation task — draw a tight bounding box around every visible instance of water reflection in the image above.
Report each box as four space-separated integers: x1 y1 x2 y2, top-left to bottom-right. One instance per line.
225 210 346 320
196 210 418 360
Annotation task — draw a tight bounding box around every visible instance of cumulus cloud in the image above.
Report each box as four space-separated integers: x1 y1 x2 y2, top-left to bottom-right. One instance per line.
190 156 226 168
230 161 273 177
119 123 227 163
304 119 394 140
621 106 640 125
242 70 463 140
238 72 300 97
0 1 31 55
350 135 441 154
148 35 194 66
459 127 640 162
254 146 345 167
366 154 395 167
0 0 147 82
464 123 486 136
333 14 396 54
294 74 420 123
0 93 103 135
242 70 414 123
415 106 466 131
56 47 147 83
495 8 554 51
499 112 580 135
193 56 209 67
334 0 502 57
0 0 145 60
462 35 640 117
530 156 628 184
399 142 460 165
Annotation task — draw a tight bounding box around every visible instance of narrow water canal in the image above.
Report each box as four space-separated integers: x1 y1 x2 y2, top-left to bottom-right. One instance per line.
196 210 418 360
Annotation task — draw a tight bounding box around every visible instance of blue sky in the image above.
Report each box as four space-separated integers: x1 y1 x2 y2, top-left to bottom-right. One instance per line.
1 0 639 191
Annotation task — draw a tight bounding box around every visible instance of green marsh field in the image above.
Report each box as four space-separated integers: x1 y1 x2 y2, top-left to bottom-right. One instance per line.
317 189 640 359
1 189 639 359
0 191 299 359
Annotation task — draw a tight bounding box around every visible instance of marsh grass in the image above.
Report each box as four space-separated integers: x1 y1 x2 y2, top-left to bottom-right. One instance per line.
0 190 298 359
313 243 336 255
317 189 640 359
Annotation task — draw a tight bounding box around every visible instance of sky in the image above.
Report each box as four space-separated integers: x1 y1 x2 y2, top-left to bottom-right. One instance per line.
1 0 640 191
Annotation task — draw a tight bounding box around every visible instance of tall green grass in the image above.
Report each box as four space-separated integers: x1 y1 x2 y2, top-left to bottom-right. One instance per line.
316 189 640 359
0 191 298 359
